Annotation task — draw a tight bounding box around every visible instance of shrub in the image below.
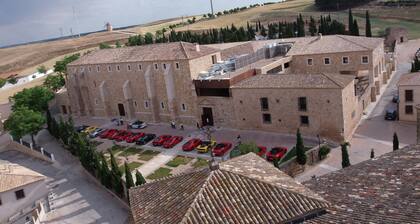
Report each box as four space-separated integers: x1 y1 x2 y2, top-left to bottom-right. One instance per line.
7 77 18 84
318 145 331 160
0 78 6 88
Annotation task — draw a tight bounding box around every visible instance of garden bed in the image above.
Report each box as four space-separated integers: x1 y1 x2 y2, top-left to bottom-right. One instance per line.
138 150 160 161
147 167 172 180
166 156 193 167
191 158 209 168
118 161 143 174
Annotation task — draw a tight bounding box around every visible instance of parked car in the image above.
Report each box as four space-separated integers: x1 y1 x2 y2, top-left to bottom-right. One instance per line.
100 129 118 139
163 136 184 148
182 138 202 151
76 125 89 133
108 129 125 140
392 94 399 103
136 134 156 145
385 109 397 120
266 147 288 161
153 135 172 146
196 140 216 153
128 120 147 129
257 146 267 157
114 131 132 142
82 126 97 134
89 128 106 138
126 132 145 143
212 142 232 156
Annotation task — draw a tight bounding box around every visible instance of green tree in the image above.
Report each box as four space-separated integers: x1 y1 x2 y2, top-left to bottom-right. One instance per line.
43 75 65 92
124 162 135 199
109 149 121 177
4 106 45 144
296 129 307 165
7 77 17 85
108 150 123 196
144 32 154 44
37 65 48 74
115 41 122 48
309 16 317 36
58 117 74 145
53 54 80 76
135 170 146 186
348 8 354 33
99 43 112 49
11 86 54 112
365 10 372 37
370 148 375 159
99 153 112 188
0 78 6 88
352 19 360 36
393 132 399 151
341 142 351 168
238 142 259 155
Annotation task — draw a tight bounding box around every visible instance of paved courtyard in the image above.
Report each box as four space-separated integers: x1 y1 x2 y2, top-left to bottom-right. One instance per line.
297 41 418 181
0 132 129 224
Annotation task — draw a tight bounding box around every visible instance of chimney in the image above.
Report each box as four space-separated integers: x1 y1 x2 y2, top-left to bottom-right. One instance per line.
195 43 200 52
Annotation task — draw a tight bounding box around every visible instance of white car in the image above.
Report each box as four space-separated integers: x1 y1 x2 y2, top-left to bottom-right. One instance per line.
89 128 106 138
128 120 147 129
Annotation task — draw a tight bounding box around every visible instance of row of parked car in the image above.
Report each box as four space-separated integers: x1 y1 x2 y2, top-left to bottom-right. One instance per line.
76 125 289 159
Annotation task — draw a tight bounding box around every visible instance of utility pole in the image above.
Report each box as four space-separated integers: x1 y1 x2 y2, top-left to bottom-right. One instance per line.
210 0 214 15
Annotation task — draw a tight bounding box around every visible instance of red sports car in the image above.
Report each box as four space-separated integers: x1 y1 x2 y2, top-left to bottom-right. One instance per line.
212 142 232 156
126 132 145 143
152 135 172 146
100 129 117 139
182 138 202 151
114 131 132 142
257 146 267 157
266 147 288 161
163 136 184 148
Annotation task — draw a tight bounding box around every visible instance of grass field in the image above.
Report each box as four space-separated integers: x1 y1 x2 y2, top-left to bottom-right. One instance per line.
166 156 193 168
147 167 172 180
138 150 160 161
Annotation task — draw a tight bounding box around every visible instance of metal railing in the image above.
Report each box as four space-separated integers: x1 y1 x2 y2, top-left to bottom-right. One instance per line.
11 136 55 161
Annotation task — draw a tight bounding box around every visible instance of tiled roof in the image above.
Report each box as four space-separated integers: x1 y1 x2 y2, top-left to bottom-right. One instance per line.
398 72 420 86
129 153 329 224
303 145 420 224
69 42 218 65
0 160 46 192
231 73 355 89
286 35 383 56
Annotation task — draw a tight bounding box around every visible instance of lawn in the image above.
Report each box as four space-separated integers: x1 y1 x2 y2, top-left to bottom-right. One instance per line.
138 150 160 161
118 161 143 174
119 147 143 157
191 158 209 168
146 167 172 180
109 145 126 155
166 156 193 168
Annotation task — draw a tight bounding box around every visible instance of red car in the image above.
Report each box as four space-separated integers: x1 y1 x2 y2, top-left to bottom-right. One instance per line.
126 132 145 143
257 146 267 157
152 135 172 146
100 129 117 139
163 136 184 148
114 131 132 142
182 138 202 151
212 142 232 156
266 147 288 161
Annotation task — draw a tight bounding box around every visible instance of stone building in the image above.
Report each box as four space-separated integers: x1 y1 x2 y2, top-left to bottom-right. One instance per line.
57 35 394 141
398 72 420 122
385 27 408 48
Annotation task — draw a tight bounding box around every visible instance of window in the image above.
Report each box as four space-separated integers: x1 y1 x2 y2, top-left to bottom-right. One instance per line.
154 63 158 70
307 58 313 66
88 67 92 72
108 66 112 72
95 99 99 105
97 66 100 72
260 97 269 111
284 62 290 68
212 55 217 64
15 189 25 200
406 105 414 114
144 101 149 109
116 65 120 71
324 57 331 65
405 90 413 102
342 57 349 64
262 113 272 124
298 97 307 112
138 64 142 70
127 65 131 71
175 62 180 69
362 56 369 64
163 63 167 70
61 105 67 114
181 103 186 111
300 116 309 126
160 102 165 109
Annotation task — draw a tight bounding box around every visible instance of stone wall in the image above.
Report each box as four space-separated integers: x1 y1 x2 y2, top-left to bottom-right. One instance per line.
278 144 326 177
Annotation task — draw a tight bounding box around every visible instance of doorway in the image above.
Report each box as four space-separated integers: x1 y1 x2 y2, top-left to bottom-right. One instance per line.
118 103 126 116
201 107 214 126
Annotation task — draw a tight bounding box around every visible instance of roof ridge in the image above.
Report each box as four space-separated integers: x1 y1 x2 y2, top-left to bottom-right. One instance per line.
180 42 190 59
321 73 344 88
337 35 370 51
180 170 217 224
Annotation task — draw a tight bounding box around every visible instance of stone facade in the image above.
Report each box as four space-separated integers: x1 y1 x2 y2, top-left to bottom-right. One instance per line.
398 72 420 122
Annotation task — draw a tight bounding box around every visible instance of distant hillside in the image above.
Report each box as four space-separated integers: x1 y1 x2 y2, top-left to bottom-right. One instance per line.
315 0 375 10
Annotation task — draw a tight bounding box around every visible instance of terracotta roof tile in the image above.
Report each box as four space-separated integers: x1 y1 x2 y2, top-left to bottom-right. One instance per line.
398 72 420 86
0 160 45 192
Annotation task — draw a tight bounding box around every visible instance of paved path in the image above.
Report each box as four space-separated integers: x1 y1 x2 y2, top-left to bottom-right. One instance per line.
1 131 129 224
136 147 177 177
296 42 418 182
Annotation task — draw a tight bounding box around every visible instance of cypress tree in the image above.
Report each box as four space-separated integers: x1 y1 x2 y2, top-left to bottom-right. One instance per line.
348 8 354 34
109 149 121 177
124 162 135 199
135 170 147 186
352 19 360 36
260 25 267 37
370 148 375 159
99 153 112 188
393 132 399 151
365 10 372 37
296 129 307 165
341 142 351 168
309 16 317 36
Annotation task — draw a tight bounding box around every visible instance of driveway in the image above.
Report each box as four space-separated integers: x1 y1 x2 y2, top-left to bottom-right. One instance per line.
0 131 129 224
296 41 418 182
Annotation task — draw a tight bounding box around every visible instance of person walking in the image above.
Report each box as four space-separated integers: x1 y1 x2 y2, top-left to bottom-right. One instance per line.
180 123 184 130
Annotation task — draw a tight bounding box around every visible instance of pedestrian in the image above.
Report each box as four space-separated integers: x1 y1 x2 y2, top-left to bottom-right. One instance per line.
196 122 200 130
237 134 241 145
180 123 184 130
